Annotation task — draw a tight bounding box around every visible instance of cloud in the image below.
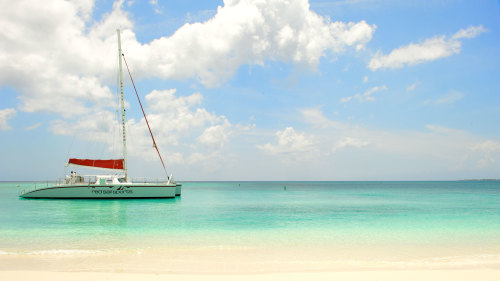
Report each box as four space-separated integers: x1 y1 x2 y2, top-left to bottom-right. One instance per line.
333 137 370 152
254 108 500 179
197 121 232 149
469 140 500 169
0 0 375 120
368 25 486 70
423 90 465 106
149 0 162 14
50 110 120 146
433 91 465 105
257 127 316 157
0 108 16 130
340 85 387 103
49 89 239 168
142 89 225 143
451 25 486 40
425 124 464 135
25 122 42 131
406 82 418 92
0 0 131 117
136 0 376 86
299 108 346 129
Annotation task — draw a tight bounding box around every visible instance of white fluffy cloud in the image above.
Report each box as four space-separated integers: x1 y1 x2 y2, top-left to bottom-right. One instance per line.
198 121 232 149
0 0 375 119
257 126 316 157
141 89 227 145
138 0 376 86
368 26 485 70
0 108 16 130
49 89 238 168
0 0 132 117
0 0 376 176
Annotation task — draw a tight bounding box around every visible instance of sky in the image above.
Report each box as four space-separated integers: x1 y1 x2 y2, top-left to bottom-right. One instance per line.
1 0 499 181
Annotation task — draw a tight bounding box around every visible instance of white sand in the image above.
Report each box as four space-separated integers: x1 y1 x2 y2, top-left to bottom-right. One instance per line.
2 244 500 280
1 270 500 281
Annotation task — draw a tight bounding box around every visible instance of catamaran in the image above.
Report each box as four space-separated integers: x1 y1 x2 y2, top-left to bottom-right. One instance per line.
20 30 181 199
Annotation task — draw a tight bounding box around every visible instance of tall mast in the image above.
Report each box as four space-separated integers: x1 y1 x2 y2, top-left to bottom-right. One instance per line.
117 29 128 181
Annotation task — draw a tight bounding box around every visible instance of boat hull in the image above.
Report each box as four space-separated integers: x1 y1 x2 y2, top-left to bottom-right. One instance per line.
175 184 182 196
20 184 177 199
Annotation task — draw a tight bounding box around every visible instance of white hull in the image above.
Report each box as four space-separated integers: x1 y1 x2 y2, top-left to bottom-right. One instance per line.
176 184 182 196
20 183 177 199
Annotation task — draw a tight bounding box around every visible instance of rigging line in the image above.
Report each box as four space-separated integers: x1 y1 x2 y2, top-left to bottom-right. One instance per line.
121 52 169 178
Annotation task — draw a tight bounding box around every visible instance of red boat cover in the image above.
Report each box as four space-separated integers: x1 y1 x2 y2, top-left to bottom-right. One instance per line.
68 158 124 170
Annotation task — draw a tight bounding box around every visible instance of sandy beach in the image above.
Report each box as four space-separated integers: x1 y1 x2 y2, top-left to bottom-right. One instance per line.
1 269 500 281
1 246 500 280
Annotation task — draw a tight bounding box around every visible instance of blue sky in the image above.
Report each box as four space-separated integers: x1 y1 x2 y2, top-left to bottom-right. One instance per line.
1 0 499 181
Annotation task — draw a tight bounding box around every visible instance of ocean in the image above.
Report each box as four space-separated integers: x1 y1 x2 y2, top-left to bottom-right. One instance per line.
1 181 500 272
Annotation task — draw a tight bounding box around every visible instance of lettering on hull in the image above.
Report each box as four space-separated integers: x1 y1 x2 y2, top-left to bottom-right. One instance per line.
91 190 133 194
92 186 133 195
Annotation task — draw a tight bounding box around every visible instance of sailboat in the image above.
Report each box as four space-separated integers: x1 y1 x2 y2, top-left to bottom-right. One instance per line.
20 30 181 199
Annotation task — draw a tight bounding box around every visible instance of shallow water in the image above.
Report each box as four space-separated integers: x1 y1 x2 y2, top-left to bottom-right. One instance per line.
1 181 500 272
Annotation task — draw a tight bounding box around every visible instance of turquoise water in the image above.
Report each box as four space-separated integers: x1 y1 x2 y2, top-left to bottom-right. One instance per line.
1 181 500 270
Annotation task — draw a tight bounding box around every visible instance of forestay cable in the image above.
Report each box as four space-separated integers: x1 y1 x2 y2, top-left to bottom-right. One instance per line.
121 53 169 178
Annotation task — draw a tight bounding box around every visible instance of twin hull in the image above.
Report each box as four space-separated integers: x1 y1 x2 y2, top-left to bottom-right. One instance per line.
20 184 180 199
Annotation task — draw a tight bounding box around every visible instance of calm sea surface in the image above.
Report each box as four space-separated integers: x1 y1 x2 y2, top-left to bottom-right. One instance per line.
1 181 500 270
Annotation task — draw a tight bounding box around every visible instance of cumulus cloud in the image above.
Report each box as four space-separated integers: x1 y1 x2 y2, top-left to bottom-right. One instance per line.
49 89 237 166
340 85 387 103
257 127 316 157
198 121 232 149
142 89 226 143
0 0 130 117
126 89 243 171
140 0 376 86
0 0 375 120
0 108 16 130
368 25 485 70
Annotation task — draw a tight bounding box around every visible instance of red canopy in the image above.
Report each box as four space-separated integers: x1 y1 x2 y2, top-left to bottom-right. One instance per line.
68 158 124 170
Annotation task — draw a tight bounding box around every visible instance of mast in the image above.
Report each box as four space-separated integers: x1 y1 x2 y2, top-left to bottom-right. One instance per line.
117 29 128 181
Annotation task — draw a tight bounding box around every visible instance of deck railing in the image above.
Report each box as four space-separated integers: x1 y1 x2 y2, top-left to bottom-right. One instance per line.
19 181 54 196
131 177 169 183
